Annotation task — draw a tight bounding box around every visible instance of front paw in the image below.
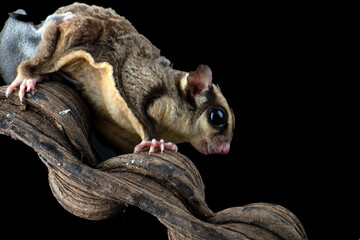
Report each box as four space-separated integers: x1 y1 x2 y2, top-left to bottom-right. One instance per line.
134 139 178 154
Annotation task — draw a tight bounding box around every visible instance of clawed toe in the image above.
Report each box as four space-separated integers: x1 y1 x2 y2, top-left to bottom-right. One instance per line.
134 139 178 154
6 76 44 102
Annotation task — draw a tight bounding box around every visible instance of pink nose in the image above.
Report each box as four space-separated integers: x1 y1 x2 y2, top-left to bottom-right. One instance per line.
216 143 230 155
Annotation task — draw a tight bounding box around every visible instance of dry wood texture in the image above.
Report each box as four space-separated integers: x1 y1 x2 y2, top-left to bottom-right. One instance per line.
0 81 307 239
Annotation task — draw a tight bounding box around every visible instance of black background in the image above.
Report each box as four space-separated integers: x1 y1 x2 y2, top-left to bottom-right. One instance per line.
0 1 357 239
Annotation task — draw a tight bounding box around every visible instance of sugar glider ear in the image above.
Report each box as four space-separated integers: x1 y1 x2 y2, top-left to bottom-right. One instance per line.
187 65 212 96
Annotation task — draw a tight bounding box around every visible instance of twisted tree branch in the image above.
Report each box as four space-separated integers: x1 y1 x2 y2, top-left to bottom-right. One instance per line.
0 81 307 240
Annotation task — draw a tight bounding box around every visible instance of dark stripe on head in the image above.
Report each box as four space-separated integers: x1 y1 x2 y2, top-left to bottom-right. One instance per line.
190 84 230 134
140 83 167 139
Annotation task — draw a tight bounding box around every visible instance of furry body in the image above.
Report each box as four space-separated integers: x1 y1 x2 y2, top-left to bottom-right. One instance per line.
1 3 235 154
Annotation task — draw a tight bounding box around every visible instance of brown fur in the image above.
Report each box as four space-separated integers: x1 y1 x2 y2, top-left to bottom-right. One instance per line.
15 3 235 154
17 20 59 79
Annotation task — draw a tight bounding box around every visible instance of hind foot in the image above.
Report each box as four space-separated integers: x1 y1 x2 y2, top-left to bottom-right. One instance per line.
47 11 74 25
6 75 47 102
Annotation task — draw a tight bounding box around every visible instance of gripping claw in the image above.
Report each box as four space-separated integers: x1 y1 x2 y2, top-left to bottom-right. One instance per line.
134 139 178 154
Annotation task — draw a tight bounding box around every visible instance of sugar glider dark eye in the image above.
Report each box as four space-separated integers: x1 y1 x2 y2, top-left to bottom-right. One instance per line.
208 106 227 129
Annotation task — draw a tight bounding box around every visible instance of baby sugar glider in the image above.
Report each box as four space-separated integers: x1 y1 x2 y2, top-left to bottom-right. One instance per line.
2 3 235 155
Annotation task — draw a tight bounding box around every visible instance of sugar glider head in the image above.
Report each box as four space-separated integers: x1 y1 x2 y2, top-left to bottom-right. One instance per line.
181 65 235 155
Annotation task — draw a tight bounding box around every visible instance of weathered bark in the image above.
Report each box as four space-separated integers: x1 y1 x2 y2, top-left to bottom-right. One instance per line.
0 81 307 240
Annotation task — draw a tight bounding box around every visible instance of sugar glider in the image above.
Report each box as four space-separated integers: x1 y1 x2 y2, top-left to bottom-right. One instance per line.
1 3 235 155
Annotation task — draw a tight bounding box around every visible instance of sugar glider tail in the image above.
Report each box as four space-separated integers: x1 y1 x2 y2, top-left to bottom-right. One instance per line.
8 9 30 22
